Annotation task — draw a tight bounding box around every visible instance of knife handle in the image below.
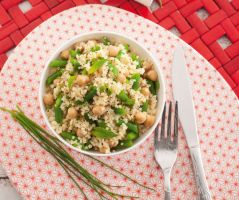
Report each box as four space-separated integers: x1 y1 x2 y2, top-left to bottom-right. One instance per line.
190 146 212 200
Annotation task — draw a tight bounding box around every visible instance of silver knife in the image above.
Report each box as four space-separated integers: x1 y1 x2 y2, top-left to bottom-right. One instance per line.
172 46 211 200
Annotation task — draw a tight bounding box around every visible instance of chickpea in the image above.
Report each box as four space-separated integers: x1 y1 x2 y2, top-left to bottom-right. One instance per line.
108 46 120 57
124 70 130 77
76 128 85 138
87 40 97 47
141 87 150 97
53 78 60 85
43 93 54 106
146 69 158 81
143 61 152 71
74 42 84 52
98 67 104 75
99 145 110 154
92 105 106 116
117 74 126 83
144 115 155 128
60 49 70 60
75 75 90 86
109 140 118 148
49 67 57 74
120 56 130 64
45 87 51 93
67 107 78 119
135 111 147 124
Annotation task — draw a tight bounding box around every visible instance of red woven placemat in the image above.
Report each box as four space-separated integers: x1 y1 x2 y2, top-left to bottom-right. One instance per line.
0 0 239 97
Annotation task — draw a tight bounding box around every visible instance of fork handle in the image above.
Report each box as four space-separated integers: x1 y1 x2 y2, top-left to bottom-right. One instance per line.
190 147 211 200
163 168 171 200
164 191 171 200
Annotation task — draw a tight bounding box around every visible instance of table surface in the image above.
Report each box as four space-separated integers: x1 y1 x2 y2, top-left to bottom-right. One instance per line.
0 0 239 199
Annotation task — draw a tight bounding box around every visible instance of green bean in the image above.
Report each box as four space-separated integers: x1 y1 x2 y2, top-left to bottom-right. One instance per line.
81 142 92 150
125 132 139 140
141 100 148 112
102 36 110 45
61 132 87 149
131 54 137 61
92 127 117 139
91 45 100 52
147 79 156 95
49 59 67 68
117 90 129 101
117 90 135 107
46 70 62 85
108 63 119 76
97 119 106 128
99 84 112 95
155 80 160 92
70 58 80 68
126 122 138 133
76 49 81 55
88 58 107 74
124 44 130 52
116 119 125 126
75 100 85 105
116 50 124 59
54 95 63 124
114 107 126 115
60 131 77 140
82 68 87 75
99 85 107 93
54 107 63 124
116 120 138 133
84 86 97 103
84 113 95 124
131 54 142 68
114 140 134 149
70 50 77 58
131 73 141 91
106 87 112 95
125 98 135 107
67 75 77 88
137 60 142 68
147 79 159 95
55 95 62 108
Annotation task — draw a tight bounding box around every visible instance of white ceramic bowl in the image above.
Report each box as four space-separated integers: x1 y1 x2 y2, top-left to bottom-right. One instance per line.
39 31 166 156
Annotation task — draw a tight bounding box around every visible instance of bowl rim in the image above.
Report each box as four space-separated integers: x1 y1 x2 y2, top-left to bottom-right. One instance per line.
39 31 166 156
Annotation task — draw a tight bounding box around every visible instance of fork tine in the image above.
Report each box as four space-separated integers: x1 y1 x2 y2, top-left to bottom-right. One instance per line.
160 103 166 140
173 101 178 147
154 123 160 147
167 101 172 141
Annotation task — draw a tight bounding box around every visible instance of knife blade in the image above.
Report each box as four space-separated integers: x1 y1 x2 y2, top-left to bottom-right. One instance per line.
172 46 211 200
172 46 199 148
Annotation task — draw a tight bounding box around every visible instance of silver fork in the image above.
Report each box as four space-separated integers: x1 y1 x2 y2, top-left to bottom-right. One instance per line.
154 102 178 200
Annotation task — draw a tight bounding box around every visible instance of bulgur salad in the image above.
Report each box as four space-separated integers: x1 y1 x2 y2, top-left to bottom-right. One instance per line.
43 37 159 153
